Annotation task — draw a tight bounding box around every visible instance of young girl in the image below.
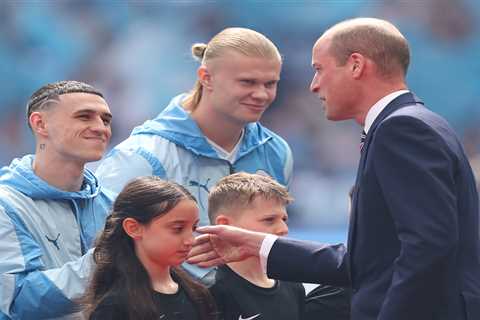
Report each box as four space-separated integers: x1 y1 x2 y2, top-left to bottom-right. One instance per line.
83 176 217 320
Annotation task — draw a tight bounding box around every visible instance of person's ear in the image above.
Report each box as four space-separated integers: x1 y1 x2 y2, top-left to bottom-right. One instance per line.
123 218 144 240
29 112 49 138
350 53 366 79
198 65 213 90
215 214 232 226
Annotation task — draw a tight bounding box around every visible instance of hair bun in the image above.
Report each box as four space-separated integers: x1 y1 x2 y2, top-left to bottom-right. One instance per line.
191 43 207 61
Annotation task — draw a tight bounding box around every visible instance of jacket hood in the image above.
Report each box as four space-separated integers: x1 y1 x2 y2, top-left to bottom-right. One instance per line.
0 155 101 200
131 94 273 158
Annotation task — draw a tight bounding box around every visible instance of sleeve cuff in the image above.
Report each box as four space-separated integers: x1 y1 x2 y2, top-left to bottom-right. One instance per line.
259 234 279 274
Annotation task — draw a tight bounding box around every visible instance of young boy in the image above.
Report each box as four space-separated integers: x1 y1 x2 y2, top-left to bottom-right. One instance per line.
206 172 304 320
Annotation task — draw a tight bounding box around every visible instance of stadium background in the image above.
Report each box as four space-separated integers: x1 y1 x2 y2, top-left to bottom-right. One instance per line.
1 0 479 243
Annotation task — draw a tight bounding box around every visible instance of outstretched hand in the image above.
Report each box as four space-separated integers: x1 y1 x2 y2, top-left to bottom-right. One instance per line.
187 225 267 268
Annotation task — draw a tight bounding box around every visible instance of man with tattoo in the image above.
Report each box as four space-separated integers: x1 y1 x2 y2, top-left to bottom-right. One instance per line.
0 81 114 320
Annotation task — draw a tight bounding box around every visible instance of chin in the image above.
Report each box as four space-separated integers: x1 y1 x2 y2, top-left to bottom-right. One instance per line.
325 112 347 122
82 152 104 163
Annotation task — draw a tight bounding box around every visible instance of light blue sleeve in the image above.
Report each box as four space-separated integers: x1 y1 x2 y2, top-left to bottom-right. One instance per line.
0 204 94 319
96 147 164 194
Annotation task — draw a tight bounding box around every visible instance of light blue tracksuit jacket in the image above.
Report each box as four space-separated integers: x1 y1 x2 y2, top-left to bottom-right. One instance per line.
0 155 113 320
96 94 293 226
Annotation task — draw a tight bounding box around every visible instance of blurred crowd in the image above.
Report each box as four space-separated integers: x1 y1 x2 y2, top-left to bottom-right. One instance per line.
1 0 479 237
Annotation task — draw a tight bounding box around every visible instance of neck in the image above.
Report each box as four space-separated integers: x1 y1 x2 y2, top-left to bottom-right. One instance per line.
33 146 85 192
355 80 408 126
190 99 244 152
227 257 275 288
135 247 178 294
148 266 178 294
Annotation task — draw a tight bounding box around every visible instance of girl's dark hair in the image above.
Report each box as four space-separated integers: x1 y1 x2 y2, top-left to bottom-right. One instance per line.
82 176 217 320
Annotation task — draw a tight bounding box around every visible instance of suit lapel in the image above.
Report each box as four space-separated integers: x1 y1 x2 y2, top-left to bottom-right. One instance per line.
346 92 424 279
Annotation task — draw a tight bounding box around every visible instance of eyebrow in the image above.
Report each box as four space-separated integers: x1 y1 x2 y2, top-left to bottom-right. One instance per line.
73 108 113 119
264 212 289 218
167 219 200 225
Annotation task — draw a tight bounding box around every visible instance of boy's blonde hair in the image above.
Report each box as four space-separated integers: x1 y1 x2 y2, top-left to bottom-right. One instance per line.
208 172 292 223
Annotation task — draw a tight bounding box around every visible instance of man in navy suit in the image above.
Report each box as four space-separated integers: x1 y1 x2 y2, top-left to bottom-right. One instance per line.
188 17 480 320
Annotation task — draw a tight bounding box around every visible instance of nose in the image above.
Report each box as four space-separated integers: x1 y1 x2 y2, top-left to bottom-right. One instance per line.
184 232 195 247
310 74 319 93
90 117 111 138
251 86 269 101
276 221 289 237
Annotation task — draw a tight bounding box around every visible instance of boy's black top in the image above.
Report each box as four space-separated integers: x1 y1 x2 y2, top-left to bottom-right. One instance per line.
89 284 201 320
208 265 305 320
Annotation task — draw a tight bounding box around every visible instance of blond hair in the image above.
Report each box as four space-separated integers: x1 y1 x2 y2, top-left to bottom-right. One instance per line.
208 172 292 223
183 27 282 110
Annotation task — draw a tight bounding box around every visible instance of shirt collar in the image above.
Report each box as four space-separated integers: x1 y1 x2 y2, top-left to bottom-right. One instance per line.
364 90 409 134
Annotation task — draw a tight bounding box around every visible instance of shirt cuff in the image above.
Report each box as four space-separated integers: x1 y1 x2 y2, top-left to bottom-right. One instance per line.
259 234 279 274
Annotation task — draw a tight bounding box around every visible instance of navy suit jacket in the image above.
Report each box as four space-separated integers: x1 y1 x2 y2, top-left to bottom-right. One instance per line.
267 93 480 320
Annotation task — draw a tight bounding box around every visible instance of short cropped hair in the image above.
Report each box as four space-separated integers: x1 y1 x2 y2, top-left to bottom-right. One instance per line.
208 172 293 223
326 18 410 77
26 80 103 129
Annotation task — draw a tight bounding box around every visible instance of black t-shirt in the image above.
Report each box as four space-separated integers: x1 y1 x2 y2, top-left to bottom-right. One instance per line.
208 265 305 320
304 284 351 320
89 284 201 320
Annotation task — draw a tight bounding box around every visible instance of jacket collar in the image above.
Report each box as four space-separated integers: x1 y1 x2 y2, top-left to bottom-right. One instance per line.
131 94 272 159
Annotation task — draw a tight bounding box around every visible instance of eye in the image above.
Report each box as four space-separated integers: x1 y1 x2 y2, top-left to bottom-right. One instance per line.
102 118 111 126
77 114 90 120
240 79 255 85
192 224 198 232
265 81 278 89
172 226 184 234
262 217 275 224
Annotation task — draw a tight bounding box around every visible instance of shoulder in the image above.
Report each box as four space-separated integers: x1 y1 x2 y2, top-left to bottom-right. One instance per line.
374 107 459 157
105 133 171 158
204 267 235 300
257 124 292 153
279 280 306 297
0 185 36 225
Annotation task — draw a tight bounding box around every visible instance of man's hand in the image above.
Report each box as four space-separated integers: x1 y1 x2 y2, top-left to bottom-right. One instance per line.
187 225 267 268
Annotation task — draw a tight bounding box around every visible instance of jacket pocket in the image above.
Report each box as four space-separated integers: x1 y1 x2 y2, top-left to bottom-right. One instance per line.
462 292 480 320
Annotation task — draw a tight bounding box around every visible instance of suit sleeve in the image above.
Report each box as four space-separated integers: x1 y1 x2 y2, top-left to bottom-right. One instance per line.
372 116 458 320
0 203 95 319
267 238 350 287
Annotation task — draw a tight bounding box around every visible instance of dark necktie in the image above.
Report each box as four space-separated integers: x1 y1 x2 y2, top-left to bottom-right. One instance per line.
360 130 366 152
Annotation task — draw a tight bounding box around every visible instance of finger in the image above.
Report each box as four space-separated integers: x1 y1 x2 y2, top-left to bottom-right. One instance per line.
187 249 221 264
188 242 213 258
195 225 225 234
196 257 226 268
192 233 212 246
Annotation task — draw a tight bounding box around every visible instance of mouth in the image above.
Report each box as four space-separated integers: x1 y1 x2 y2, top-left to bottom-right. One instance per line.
318 97 327 109
84 137 106 143
242 103 267 112
177 249 191 255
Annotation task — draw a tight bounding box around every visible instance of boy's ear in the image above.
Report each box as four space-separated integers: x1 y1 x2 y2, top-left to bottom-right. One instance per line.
122 218 143 239
215 214 232 226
